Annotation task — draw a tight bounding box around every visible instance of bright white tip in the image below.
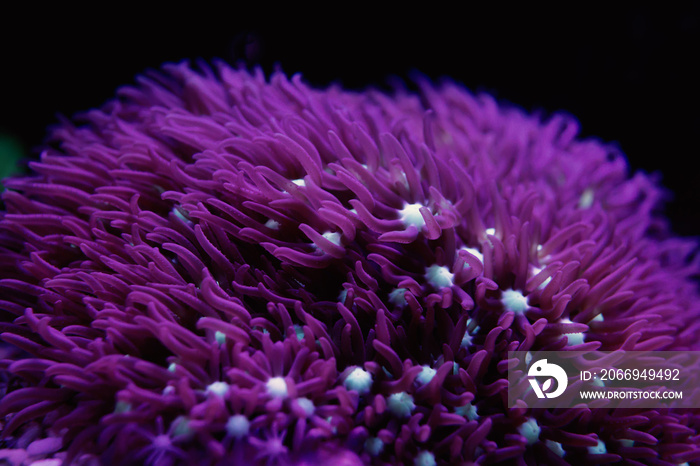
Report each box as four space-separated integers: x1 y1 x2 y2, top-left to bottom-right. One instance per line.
619 439 634 448
592 377 605 387
461 318 480 347
502 289 529 313
215 331 226 345
291 178 306 187
425 264 454 289
588 439 606 455
591 313 604 322
531 266 552 289
296 397 315 417
546 440 565 457
343 367 373 394
579 188 594 209
416 365 437 385
266 377 288 398
226 414 250 439
172 207 190 223
206 381 229 397
167 362 177 373
525 352 533 365
461 329 473 347
338 288 348 304
455 402 479 421
399 203 426 228
398 171 410 189
265 219 280 230
322 231 341 246
364 437 384 456
414 451 436 466
387 392 415 418
388 288 407 307
162 386 175 396
485 227 496 236
560 317 585 346
461 246 484 264
518 418 540 445
312 231 342 251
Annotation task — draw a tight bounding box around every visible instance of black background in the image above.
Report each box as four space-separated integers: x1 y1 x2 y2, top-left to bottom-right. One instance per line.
1 6 698 236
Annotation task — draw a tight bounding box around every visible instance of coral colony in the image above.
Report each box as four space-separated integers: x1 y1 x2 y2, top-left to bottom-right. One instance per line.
0 62 699 465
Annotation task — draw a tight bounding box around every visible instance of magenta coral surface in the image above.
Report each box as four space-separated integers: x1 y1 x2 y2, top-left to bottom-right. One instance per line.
0 62 699 465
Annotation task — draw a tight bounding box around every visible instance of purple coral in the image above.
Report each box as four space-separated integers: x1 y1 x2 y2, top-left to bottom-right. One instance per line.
0 61 699 465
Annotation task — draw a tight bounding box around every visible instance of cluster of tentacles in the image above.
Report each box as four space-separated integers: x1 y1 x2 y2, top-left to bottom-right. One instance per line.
0 62 699 465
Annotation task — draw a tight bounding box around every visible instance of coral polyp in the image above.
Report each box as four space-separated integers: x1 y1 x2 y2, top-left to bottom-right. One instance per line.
1 61 699 465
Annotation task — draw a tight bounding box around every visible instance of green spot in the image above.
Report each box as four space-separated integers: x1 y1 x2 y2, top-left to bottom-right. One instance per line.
293 325 305 341
364 437 383 456
171 416 193 438
114 401 132 414
172 206 190 223
0 134 23 190
455 402 478 421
